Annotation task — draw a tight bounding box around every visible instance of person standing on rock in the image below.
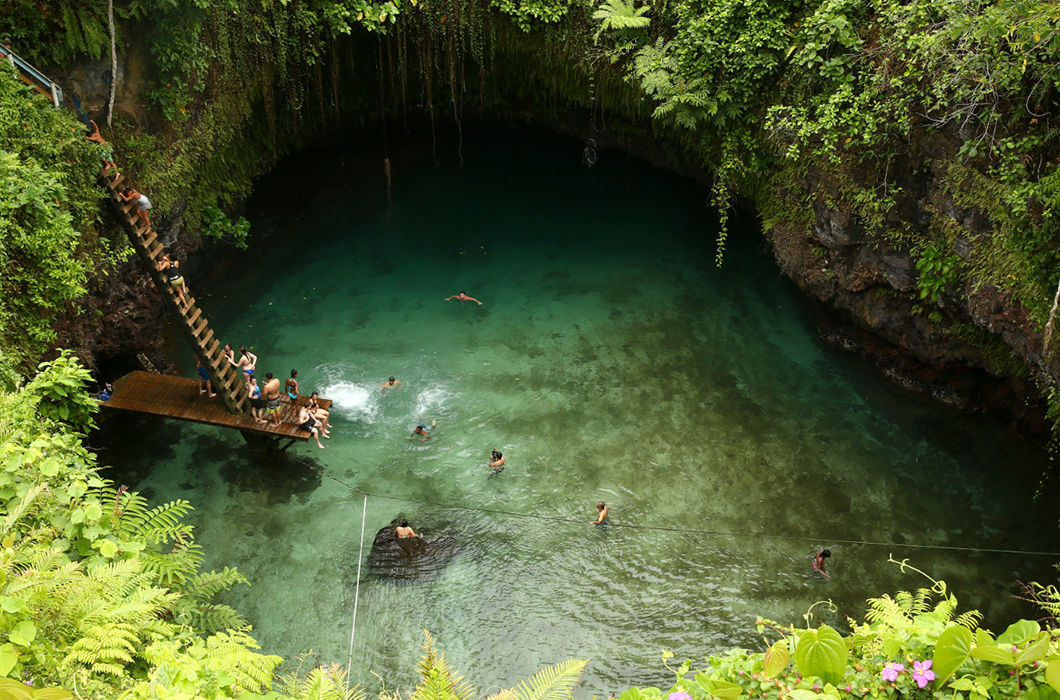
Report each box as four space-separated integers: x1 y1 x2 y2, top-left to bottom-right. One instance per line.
396 519 418 538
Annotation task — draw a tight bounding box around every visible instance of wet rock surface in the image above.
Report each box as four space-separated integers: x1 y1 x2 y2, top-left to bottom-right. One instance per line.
365 520 458 582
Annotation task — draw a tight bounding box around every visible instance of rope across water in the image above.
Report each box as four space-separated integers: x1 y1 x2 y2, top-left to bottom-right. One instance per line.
294 456 1060 558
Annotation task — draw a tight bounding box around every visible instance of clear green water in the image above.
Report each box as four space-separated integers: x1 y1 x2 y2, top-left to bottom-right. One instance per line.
97 127 1060 696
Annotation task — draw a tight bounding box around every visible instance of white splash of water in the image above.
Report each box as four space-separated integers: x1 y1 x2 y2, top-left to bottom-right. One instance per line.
324 381 378 423
415 385 455 419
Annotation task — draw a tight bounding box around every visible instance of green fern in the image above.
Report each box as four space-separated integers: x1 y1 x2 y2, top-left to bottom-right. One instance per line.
592 0 650 42
512 659 588 700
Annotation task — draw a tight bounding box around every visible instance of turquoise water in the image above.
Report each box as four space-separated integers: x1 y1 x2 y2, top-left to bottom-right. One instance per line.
97 127 1060 696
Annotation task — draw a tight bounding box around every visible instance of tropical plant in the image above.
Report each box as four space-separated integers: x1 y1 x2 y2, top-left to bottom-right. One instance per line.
385 631 588 700
618 558 1060 700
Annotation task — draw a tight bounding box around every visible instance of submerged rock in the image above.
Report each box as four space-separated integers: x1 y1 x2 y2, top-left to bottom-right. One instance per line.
365 519 457 582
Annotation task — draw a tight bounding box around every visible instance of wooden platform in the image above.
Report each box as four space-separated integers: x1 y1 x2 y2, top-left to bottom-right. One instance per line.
103 371 332 442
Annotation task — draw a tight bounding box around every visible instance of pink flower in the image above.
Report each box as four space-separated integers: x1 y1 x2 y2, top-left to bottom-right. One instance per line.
912 660 935 689
881 662 905 682
668 693 691 700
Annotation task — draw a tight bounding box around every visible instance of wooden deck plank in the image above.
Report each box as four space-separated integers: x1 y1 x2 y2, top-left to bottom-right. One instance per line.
103 371 332 440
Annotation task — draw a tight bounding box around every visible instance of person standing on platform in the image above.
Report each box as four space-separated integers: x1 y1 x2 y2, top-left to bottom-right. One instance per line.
286 369 299 402
229 346 257 385
248 375 266 424
262 371 282 426
195 357 217 397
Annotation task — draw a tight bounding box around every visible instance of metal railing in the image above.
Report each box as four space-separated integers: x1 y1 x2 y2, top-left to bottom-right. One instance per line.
1 45 64 108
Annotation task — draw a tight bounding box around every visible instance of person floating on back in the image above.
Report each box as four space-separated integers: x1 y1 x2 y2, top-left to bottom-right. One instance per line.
412 419 436 441
591 501 609 526
381 376 402 390
445 291 483 305
395 519 417 539
813 549 831 578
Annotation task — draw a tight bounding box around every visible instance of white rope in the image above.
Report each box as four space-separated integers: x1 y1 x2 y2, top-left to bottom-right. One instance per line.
346 494 368 691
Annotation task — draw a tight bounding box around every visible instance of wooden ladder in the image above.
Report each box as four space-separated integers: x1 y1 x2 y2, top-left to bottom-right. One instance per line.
101 172 250 416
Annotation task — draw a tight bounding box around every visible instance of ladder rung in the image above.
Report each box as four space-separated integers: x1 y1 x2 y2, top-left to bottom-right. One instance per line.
147 241 163 258
192 318 208 337
141 229 157 248
205 338 220 360
186 307 202 327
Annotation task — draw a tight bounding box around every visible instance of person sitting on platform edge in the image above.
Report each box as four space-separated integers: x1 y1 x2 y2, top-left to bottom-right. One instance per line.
296 404 326 449
286 369 299 402
307 391 331 436
262 372 282 426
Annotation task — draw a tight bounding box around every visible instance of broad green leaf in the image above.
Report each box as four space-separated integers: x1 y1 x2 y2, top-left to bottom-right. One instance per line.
0 644 16 676
1048 661 1060 694
949 677 975 691
794 626 847 685
8 621 35 647
970 644 1015 666
83 502 102 521
1016 634 1049 666
0 678 33 699
0 597 23 613
34 689 75 700
97 539 118 558
997 620 1040 646
975 628 995 647
763 639 790 678
932 625 972 685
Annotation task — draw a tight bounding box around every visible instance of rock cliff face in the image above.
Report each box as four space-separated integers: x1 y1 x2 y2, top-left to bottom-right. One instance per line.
53 43 1049 437
765 166 1048 437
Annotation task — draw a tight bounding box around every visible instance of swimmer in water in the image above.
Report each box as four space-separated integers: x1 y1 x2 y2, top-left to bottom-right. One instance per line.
488 448 505 470
444 291 483 305
812 549 831 578
412 419 436 441
382 376 403 390
396 519 417 538
590 501 609 525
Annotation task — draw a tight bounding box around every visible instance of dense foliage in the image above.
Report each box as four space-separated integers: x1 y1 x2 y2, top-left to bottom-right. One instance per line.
593 0 1060 310
625 562 1060 699
0 67 105 377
